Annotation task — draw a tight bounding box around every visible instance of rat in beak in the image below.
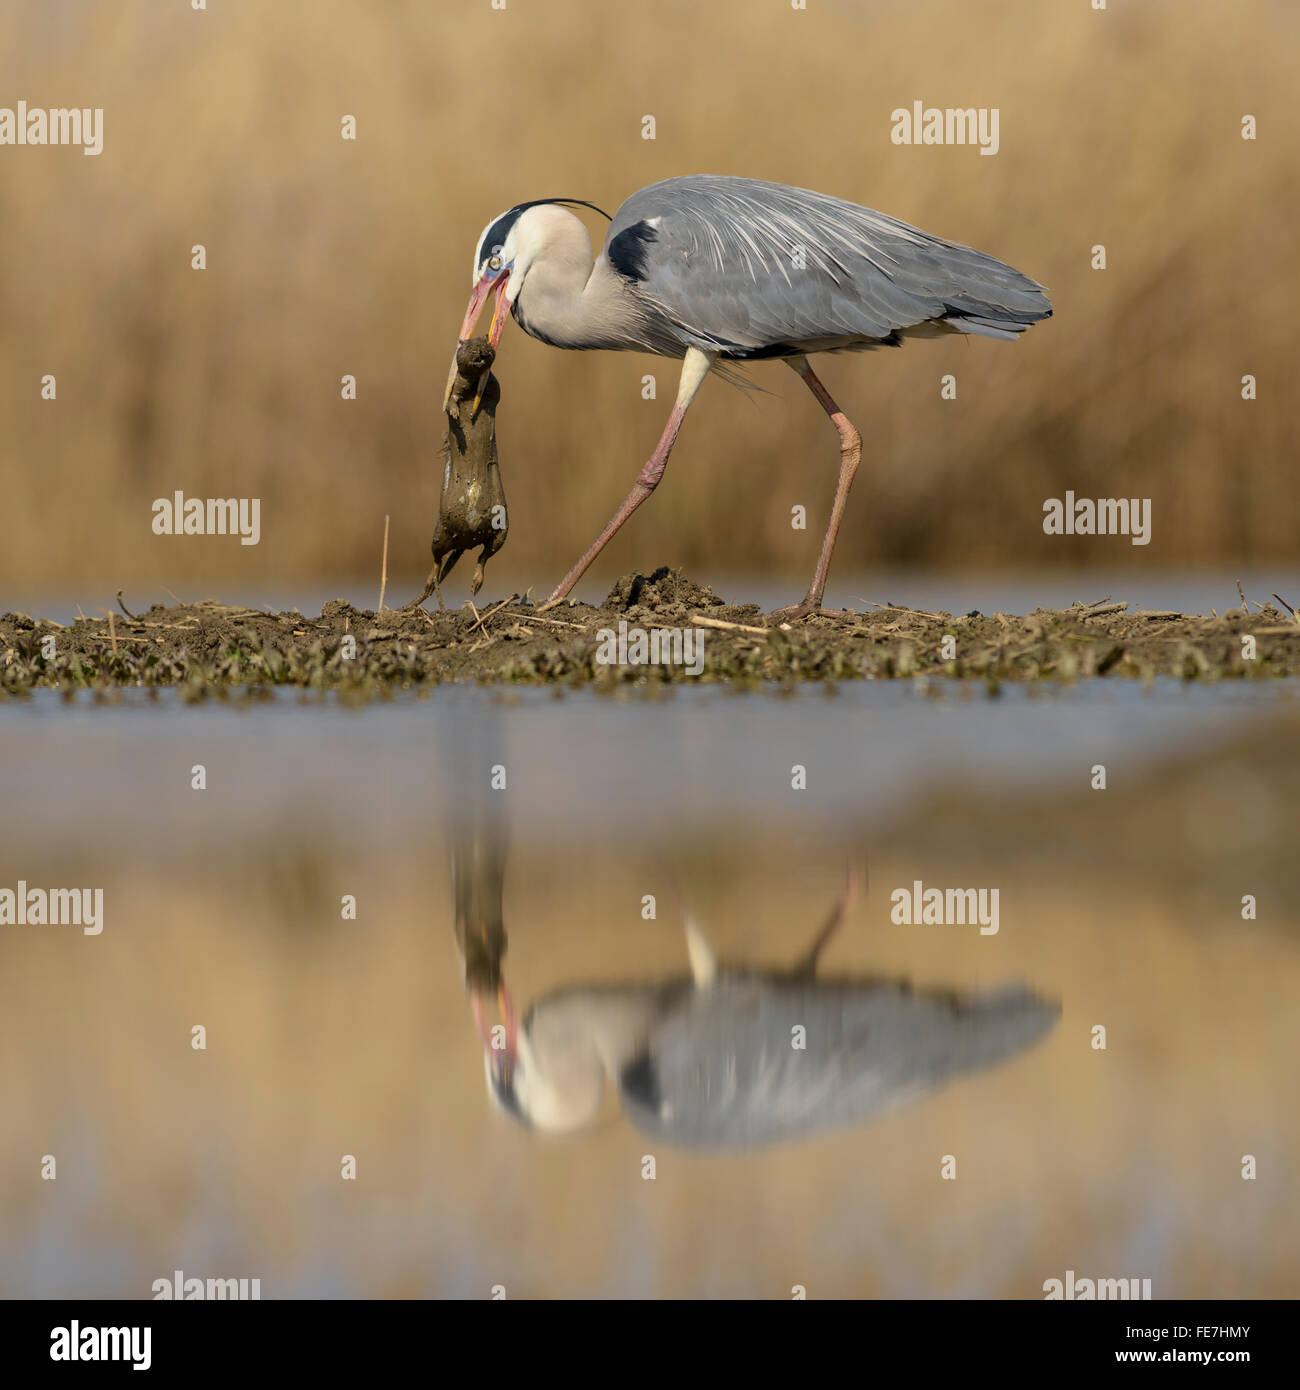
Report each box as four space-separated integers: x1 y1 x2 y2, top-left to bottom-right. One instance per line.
406 335 508 610
443 261 512 415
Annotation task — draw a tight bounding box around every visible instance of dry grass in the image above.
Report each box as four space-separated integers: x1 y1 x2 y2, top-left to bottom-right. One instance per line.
1 0 1297 601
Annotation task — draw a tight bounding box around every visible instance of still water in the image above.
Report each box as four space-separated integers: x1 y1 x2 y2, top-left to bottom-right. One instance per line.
3 678 1297 850
0 675 1296 1297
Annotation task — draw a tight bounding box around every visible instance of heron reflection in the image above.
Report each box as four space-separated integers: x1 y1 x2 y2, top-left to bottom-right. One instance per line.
455 853 1058 1150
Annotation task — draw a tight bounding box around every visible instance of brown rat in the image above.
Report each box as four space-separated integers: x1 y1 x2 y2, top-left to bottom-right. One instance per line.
407 336 508 609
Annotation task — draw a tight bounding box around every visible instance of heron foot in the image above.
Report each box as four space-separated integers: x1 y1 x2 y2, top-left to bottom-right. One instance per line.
768 599 822 624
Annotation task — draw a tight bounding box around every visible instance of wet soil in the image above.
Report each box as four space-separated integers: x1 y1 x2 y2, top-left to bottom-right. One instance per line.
3 568 1298 697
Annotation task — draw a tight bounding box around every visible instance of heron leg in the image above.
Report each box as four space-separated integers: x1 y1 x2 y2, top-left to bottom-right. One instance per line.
540 348 716 609
674 889 718 988
656 872 718 987
774 355 863 619
791 865 865 977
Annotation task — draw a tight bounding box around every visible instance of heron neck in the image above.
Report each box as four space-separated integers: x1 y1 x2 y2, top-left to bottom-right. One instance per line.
514 255 634 351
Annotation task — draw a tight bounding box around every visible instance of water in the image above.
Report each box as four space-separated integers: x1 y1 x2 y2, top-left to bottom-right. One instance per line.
2 633 1297 1298
1 678 1295 853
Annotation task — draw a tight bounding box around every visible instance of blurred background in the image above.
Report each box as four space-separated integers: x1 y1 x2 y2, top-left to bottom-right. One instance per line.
2 0 1297 608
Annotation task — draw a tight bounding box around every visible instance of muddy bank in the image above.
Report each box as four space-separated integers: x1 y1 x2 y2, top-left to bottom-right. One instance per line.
2 568 1299 696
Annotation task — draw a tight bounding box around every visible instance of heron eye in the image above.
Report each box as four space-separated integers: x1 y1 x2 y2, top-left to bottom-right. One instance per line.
488 255 502 271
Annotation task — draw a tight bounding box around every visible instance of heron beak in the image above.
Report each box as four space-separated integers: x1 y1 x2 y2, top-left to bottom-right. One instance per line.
469 276 512 419
443 267 510 412
486 272 512 350
470 980 519 1068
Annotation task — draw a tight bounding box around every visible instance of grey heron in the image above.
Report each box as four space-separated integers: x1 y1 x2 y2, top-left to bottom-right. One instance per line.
469 872 1059 1148
449 175 1052 615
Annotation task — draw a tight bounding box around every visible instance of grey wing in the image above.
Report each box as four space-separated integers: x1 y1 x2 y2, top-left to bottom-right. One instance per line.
602 174 1052 355
619 978 1058 1149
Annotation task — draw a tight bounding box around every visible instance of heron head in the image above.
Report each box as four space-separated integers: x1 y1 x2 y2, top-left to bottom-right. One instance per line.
453 198 612 358
470 979 613 1135
459 244 515 355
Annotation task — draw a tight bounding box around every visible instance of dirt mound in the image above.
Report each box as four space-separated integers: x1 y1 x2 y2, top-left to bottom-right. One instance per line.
603 566 726 616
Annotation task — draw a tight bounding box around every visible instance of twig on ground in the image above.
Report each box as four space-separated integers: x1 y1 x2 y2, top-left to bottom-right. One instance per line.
116 592 144 622
858 599 945 620
690 614 771 636
506 610 585 630
466 596 512 639
377 515 390 613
